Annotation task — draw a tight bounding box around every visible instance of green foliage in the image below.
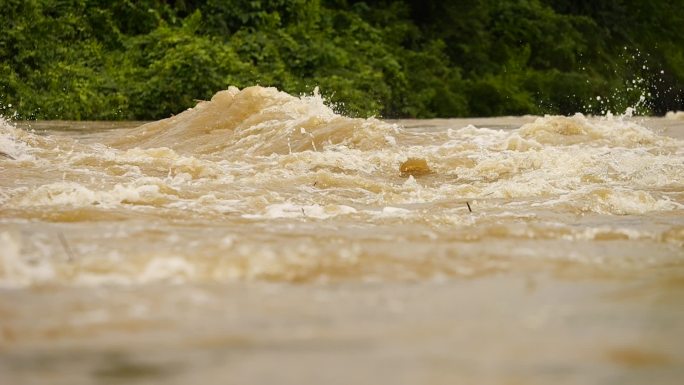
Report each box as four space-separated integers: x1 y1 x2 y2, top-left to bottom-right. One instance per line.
120 12 253 118
0 0 128 119
0 0 682 120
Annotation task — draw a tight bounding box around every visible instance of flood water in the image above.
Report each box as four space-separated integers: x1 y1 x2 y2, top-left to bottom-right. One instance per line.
1 86 683 384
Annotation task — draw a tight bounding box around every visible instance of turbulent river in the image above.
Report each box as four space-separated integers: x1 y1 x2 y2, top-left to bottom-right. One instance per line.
1 86 683 384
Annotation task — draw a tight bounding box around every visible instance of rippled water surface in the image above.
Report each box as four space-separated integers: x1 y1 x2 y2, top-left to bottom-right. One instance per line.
1 87 683 384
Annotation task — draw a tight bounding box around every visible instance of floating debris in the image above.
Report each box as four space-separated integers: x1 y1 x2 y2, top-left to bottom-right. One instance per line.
400 157 431 177
0 151 14 160
466 202 472 213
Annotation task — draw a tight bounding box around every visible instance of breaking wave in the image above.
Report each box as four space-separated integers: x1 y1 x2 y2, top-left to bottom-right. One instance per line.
107 86 399 156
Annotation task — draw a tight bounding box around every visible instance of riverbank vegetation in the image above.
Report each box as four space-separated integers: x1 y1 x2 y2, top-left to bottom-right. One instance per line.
1 0 683 119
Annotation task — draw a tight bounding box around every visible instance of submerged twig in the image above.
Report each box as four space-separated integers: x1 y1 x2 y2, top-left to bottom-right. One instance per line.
0 151 14 160
312 181 317 187
466 202 472 213
301 207 306 217
57 232 75 262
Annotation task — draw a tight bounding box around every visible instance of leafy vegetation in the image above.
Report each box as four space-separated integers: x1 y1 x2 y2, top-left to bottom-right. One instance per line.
1 0 682 119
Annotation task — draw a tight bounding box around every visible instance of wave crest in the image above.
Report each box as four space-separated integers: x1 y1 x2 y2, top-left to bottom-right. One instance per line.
109 86 398 156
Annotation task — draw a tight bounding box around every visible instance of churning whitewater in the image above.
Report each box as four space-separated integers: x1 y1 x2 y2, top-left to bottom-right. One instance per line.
1 86 683 286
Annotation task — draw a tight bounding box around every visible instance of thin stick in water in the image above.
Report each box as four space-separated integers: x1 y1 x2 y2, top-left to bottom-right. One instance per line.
57 232 75 262
466 202 472 213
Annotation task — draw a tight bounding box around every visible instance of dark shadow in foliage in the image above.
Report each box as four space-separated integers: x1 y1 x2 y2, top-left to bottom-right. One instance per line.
0 0 682 120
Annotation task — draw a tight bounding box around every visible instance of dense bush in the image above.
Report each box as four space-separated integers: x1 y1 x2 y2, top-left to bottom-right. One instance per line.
0 0 682 119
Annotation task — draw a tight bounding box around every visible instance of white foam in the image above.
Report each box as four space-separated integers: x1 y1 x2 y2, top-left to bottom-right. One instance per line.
0 232 55 288
578 188 681 215
665 111 684 120
0 118 36 161
16 181 164 207
139 257 196 284
379 206 412 217
243 203 357 219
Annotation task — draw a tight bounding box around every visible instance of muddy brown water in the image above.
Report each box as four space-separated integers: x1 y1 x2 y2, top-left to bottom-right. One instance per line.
1 87 683 384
